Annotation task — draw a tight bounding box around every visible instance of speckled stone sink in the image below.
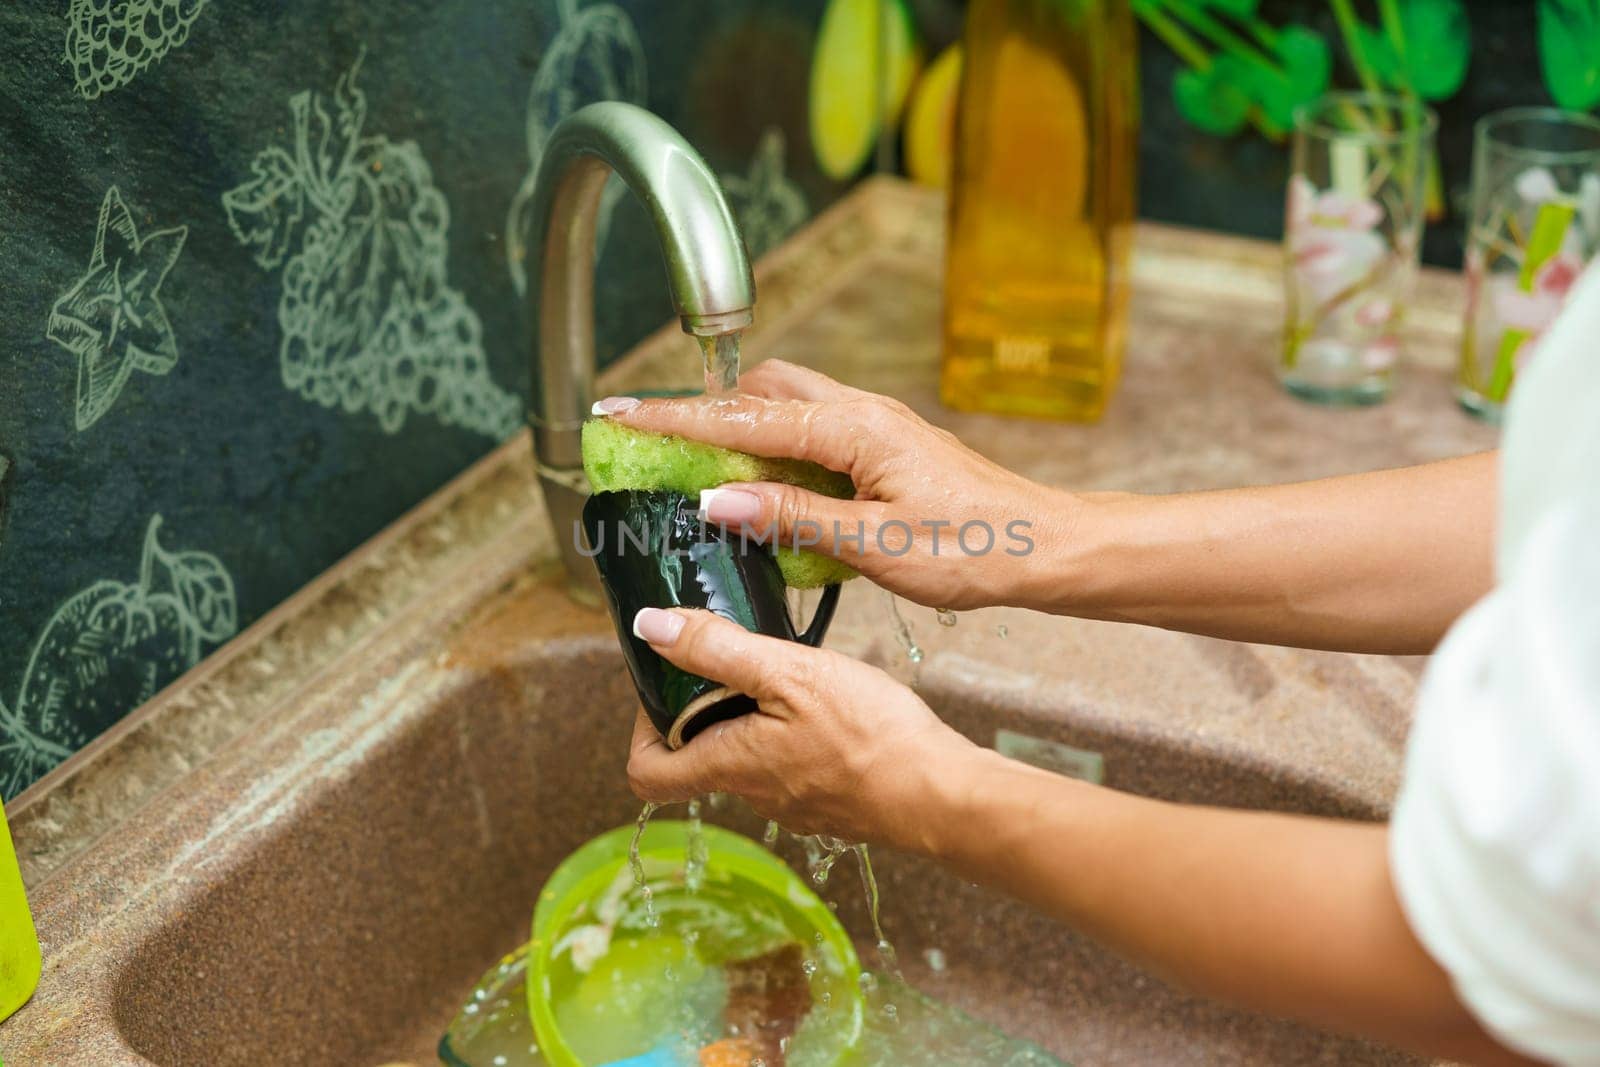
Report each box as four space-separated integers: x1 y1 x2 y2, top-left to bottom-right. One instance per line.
0 180 1493 1065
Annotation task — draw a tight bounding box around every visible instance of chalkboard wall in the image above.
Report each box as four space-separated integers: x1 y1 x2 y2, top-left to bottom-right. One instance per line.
0 0 844 796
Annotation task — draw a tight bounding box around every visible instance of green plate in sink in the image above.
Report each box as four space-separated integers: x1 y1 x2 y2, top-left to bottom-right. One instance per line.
528 820 864 1066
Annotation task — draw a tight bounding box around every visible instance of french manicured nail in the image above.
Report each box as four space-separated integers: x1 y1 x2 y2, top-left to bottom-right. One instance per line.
591 396 640 416
633 607 685 645
700 487 763 524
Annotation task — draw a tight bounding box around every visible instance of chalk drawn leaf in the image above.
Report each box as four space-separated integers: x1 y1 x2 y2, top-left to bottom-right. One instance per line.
506 2 648 293
722 128 809 260
64 0 210 100
222 147 307 271
225 58 521 441
47 186 188 431
1 515 236 794
0 695 73 801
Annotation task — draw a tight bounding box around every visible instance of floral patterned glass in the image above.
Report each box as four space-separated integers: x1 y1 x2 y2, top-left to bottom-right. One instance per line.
1459 108 1600 422
1281 92 1436 405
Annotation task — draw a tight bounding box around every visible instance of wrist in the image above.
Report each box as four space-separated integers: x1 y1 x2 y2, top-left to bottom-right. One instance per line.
1009 488 1130 616
889 738 1009 860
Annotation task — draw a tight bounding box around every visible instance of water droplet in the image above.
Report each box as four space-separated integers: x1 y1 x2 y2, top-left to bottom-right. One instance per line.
801 958 819 978
884 592 924 665
924 946 947 973
935 608 957 627
763 820 781 847
996 623 1009 638
859 971 879 993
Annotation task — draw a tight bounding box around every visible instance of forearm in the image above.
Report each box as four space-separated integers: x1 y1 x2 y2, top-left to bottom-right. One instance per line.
904 748 1531 1066
1024 453 1497 653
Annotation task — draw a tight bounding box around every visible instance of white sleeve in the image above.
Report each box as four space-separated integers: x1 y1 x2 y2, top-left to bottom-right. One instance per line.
1391 488 1600 1065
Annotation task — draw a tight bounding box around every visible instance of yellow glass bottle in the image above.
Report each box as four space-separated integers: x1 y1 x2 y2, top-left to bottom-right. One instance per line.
940 0 1139 421
0 799 41 1024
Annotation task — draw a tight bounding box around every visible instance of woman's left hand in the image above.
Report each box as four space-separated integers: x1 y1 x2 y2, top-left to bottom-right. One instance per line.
626 605 975 847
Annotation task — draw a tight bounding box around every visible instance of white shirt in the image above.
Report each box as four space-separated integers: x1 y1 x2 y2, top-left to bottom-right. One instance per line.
1392 264 1600 1065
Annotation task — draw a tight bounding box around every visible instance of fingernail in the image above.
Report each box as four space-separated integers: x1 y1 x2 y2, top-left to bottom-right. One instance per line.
700 487 762 524
591 396 640 416
633 607 685 645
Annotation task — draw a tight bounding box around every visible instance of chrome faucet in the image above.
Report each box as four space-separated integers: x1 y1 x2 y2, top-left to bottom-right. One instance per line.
522 102 755 589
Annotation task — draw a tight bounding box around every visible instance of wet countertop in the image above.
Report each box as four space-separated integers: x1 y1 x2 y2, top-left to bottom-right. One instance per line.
1 178 1496 1064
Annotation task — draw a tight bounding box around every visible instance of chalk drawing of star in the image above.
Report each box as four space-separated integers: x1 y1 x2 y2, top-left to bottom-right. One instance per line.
47 186 188 430
723 128 807 260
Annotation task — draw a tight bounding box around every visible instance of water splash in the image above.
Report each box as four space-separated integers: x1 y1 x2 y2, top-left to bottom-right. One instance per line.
685 796 709 893
853 844 901 979
883 591 924 665
697 333 741 394
808 836 850 887
628 801 660 929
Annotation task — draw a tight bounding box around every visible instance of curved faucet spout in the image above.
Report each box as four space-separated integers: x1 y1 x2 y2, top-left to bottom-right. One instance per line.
522 101 755 587
524 101 755 467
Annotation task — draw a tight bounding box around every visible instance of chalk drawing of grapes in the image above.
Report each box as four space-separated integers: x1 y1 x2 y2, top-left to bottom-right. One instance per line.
0 514 236 797
64 0 210 100
223 55 520 440
721 127 809 260
505 0 647 294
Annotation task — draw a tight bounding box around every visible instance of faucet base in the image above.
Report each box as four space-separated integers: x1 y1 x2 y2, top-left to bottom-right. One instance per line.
537 467 602 599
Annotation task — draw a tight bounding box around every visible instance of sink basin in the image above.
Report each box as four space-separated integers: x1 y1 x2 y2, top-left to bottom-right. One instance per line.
105 584 1414 1066
1 180 1492 1065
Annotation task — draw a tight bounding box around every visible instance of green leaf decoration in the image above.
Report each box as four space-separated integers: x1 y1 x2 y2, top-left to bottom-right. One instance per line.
1538 0 1600 110
1197 0 1259 17
1174 57 1253 135
1520 200 1577 290
1397 0 1471 100
1487 329 1529 402
1245 25 1330 129
1274 24 1333 100
1353 22 1404 88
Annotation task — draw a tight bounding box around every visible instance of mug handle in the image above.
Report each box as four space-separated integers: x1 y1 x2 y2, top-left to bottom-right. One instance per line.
797 583 843 647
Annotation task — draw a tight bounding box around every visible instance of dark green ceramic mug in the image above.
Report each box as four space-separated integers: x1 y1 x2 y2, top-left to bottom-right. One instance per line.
582 489 841 749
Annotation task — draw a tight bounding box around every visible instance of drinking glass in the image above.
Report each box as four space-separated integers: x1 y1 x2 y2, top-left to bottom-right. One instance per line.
1458 108 1600 422
1280 92 1436 405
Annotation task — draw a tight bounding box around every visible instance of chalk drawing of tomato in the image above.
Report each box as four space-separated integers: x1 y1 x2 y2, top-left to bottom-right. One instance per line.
0 514 236 797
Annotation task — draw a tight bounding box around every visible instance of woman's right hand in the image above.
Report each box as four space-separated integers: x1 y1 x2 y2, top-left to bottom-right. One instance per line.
592 360 1080 611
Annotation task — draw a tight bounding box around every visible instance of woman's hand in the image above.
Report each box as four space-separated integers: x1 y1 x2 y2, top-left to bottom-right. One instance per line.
625 605 978 847
593 360 1079 612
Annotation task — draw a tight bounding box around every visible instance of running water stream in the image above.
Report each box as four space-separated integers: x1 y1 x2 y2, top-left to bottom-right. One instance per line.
698 332 741 394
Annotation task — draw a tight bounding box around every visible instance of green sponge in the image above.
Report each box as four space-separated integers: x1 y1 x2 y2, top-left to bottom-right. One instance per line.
582 418 858 588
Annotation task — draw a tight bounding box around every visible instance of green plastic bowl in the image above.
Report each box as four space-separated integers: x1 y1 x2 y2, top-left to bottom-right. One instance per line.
528 820 864 1066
